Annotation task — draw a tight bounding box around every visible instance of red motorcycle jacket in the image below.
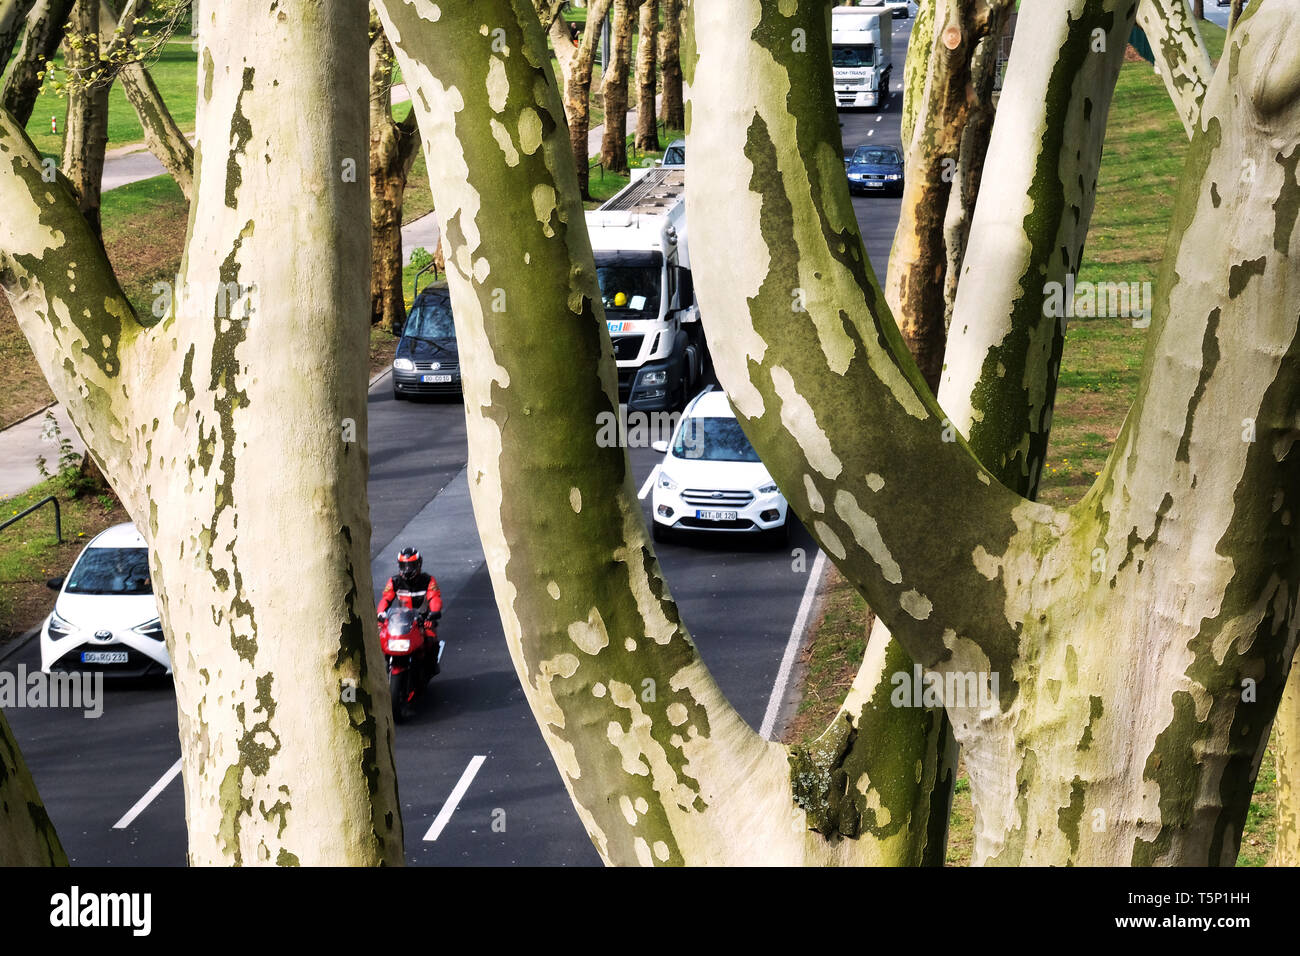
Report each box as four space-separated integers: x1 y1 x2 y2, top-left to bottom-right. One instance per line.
378 572 443 615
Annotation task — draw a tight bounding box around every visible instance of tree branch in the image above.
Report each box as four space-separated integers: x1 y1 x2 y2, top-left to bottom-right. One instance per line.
1 0 75 126
1136 0 1213 138
687 0 1048 678
937 0 1139 498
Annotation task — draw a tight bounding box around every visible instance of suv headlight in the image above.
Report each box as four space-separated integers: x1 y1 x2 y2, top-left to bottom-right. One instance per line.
47 611 73 640
394 357 415 372
758 482 779 495
658 471 679 492
639 369 668 387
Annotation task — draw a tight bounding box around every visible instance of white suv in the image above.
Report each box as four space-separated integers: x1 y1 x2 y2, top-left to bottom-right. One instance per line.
650 389 790 545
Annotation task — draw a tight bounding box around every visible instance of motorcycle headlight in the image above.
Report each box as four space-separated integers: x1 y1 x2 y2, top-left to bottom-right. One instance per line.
47 611 73 640
394 357 415 372
758 482 779 495
658 471 679 492
387 638 411 652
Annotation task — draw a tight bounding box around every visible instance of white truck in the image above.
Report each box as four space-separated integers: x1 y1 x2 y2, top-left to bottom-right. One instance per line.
585 168 708 412
831 6 893 110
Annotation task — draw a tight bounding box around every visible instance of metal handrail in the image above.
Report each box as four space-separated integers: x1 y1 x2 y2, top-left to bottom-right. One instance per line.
0 495 62 544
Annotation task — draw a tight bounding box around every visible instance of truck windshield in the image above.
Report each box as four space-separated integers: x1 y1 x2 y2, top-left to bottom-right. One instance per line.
598 265 661 314
404 292 456 340
674 417 761 463
833 45 875 67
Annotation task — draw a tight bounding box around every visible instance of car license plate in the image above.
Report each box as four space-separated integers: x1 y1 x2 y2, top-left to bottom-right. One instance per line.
81 651 128 664
866 181 883 188
696 509 738 522
421 374 453 383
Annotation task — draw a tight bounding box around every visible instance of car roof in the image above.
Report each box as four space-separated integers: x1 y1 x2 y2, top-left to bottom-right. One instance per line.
684 389 737 420
87 522 147 549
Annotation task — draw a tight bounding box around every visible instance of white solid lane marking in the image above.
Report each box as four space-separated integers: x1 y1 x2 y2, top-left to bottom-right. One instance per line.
638 466 660 501
113 758 182 829
424 755 487 841
759 549 827 741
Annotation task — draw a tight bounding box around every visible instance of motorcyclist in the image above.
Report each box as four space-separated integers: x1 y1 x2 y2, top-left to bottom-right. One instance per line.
378 547 443 619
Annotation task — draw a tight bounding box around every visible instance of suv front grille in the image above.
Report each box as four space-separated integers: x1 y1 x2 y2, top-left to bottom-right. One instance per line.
681 489 754 508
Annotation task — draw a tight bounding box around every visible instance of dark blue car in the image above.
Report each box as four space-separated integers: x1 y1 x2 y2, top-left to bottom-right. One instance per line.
846 144 904 197
392 281 462 400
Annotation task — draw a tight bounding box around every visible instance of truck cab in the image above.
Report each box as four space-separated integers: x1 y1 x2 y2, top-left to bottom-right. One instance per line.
586 168 707 411
832 6 893 109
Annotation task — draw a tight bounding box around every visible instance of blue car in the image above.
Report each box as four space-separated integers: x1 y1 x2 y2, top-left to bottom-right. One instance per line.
846 144 904 197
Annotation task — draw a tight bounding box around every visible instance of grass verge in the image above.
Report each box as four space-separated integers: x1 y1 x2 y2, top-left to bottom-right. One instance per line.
0 475 129 648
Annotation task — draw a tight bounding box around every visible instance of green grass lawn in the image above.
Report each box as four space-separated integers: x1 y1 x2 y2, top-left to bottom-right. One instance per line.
791 23 1282 866
15 38 198 158
0 476 128 645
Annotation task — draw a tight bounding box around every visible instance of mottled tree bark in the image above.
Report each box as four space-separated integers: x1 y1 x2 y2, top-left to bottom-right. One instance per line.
565 0 613 199
940 0 1140 498
634 0 658 152
600 0 635 174
0 0 403 865
60 0 110 237
689 0 1300 865
0 0 37 69
374 0 954 866
1277 659 1300 865
658 0 683 131
369 16 420 332
0 709 66 864
1137 0 1212 137
1 0 74 127
886 0 1012 393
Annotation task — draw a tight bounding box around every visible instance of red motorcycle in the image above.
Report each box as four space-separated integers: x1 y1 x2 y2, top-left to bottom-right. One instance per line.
379 606 443 722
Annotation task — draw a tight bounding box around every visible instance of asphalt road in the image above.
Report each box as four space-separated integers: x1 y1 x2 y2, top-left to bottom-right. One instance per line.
2 17 911 866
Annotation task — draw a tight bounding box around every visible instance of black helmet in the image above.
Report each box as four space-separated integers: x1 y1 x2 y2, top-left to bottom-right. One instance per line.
397 547 422 580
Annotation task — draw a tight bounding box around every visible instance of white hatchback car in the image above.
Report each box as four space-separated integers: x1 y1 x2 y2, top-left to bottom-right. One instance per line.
40 523 170 677
651 389 790 544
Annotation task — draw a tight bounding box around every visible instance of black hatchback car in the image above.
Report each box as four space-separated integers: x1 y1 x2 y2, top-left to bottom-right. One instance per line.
846 144 905 196
392 282 462 400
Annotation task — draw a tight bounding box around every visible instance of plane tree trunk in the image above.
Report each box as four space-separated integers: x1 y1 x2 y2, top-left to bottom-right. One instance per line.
600 0 635 175
885 0 1015 392
0 0 403 864
1 0 73 125
658 0 684 131
0 0 37 69
372 0 955 866
565 0 613 199
634 0 658 152
369 15 420 332
60 0 110 237
687 0 1300 865
1136 0 1213 137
